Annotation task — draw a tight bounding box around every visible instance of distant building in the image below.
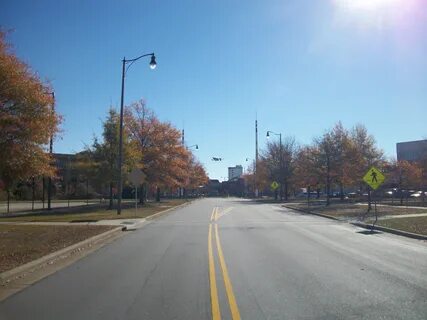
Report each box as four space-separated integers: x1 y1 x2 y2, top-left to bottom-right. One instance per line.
228 165 243 181
53 153 76 177
396 139 427 162
203 179 221 196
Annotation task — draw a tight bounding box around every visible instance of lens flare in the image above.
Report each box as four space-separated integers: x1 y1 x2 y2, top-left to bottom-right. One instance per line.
335 0 401 11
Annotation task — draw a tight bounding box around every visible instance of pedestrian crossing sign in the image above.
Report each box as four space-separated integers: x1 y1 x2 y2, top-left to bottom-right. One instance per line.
271 181 280 191
363 166 385 190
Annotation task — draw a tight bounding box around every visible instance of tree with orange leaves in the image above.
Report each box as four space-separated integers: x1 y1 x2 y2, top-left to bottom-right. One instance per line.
185 155 208 194
126 100 207 201
0 31 60 195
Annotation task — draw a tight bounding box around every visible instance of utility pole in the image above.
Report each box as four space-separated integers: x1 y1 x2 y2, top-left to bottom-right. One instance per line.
255 118 259 198
47 92 55 210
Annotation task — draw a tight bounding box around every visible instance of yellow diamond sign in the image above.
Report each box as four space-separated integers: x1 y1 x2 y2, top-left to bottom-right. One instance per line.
363 166 385 190
271 181 280 191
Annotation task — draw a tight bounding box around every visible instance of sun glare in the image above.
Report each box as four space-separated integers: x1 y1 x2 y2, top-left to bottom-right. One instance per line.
335 0 401 11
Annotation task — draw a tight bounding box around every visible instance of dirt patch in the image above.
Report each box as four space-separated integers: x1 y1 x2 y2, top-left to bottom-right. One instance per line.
0 225 114 273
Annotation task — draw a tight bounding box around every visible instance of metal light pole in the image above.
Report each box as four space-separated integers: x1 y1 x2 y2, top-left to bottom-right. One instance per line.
255 119 258 198
46 92 55 210
182 144 199 197
117 53 156 215
267 130 283 200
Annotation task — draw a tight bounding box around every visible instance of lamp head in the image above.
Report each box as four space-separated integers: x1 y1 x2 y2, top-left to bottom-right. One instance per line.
149 54 157 70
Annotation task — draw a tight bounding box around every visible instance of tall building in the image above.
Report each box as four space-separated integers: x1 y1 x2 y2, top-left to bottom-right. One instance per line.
396 139 427 162
228 165 243 181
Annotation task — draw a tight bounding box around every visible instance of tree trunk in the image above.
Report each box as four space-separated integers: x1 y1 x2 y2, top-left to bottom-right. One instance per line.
6 189 10 214
326 157 331 206
140 184 148 205
340 183 344 201
156 187 161 202
109 182 113 210
284 182 288 201
32 177 35 211
42 177 45 209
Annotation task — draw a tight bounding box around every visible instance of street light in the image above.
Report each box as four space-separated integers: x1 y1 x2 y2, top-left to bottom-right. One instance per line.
266 130 283 201
117 52 156 215
45 91 55 210
188 144 199 150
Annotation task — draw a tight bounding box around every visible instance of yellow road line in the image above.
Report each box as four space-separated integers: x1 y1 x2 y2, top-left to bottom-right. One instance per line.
210 207 216 222
208 224 221 320
214 224 241 320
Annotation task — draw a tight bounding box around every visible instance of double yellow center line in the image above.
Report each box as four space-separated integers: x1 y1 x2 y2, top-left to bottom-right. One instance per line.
208 207 241 320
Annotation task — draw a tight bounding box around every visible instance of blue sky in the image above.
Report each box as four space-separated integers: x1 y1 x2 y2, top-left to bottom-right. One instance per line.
2 0 426 180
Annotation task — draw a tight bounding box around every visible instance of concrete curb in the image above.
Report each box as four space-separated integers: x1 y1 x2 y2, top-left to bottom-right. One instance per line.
350 222 427 241
282 205 340 221
0 226 123 282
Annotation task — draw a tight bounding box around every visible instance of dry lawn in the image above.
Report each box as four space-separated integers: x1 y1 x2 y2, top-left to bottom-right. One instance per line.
0 199 188 223
285 202 427 219
0 225 115 273
376 216 427 236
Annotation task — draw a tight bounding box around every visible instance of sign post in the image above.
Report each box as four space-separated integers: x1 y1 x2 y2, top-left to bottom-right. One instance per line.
271 181 280 201
362 166 385 229
129 168 146 217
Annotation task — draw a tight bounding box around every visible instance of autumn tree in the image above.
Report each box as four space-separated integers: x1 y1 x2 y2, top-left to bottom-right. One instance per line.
349 124 384 187
349 124 384 209
243 159 269 196
0 31 60 198
126 100 201 202
262 137 298 201
294 145 324 199
388 160 423 205
85 108 138 209
185 155 209 193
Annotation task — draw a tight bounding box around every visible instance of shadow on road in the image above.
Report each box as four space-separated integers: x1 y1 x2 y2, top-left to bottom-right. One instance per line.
356 230 382 235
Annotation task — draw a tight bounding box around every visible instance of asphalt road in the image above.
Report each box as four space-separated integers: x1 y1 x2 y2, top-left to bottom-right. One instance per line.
1 198 426 319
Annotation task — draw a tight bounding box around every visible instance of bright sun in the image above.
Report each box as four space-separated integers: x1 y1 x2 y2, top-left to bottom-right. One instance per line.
335 0 401 11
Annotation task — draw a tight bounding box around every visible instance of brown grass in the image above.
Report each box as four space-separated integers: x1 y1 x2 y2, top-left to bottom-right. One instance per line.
376 216 427 236
285 202 427 219
0 199 189 223
0 225 115 273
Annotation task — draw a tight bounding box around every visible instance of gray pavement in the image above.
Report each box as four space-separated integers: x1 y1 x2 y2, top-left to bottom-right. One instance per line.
0 198 426 319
